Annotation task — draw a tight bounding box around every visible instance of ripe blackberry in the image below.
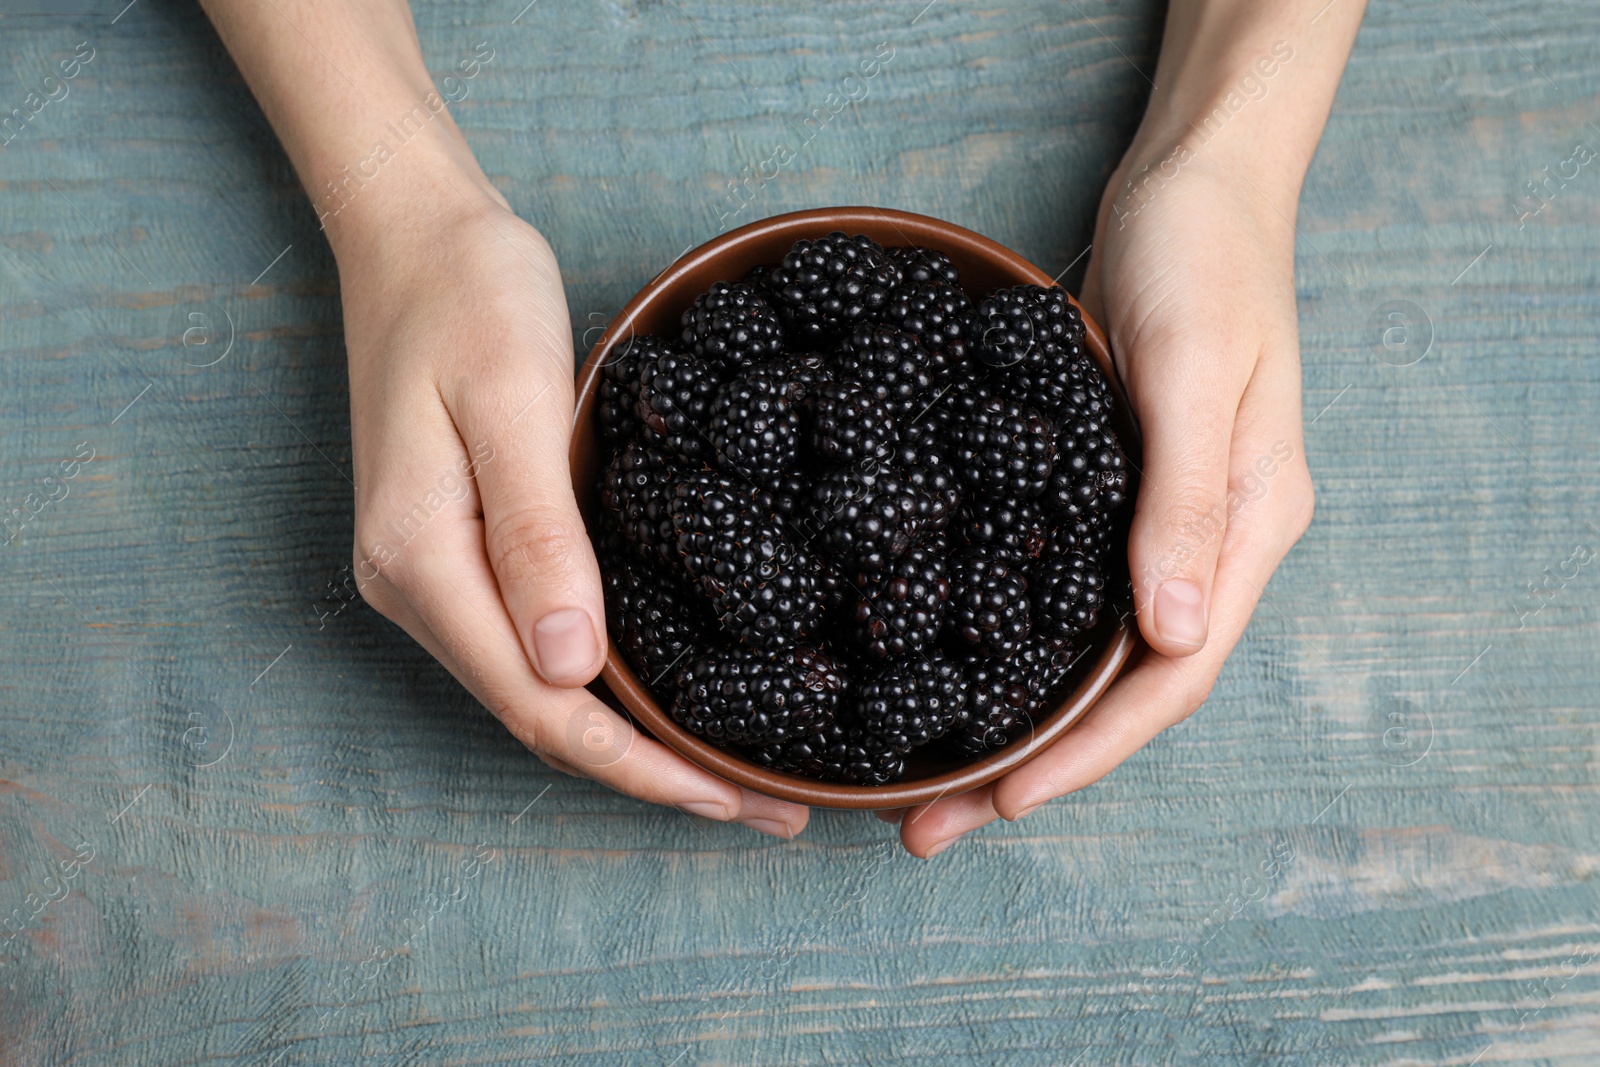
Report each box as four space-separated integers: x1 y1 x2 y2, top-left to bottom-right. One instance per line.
600 441 682 570
681 280 785 372
888 245 961 286
807 380 896 464
1001 338 1101 421
831 323 936 420
807 464 921 570
603 555 711 700
750 718 905 786
673 644 843 746
670 471 825 647
877 279 972 353
635 348 722 461
708 363 802 485
893 418 962 536
765 232 902 343
959 495 1049 564
847 539 950 659
1031 551 1105 646
947 551 1031 658
598 334 666 449
970 285 1084 369
1041 410 1130 522
951 639 1076 755
855 652 969 753
950 395 1057 500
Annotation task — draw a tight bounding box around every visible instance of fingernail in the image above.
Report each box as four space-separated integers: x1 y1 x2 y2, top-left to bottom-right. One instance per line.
922 834 962 859
532 608 598 684
1154 579 1208 648
874 809 904 824
681 800 732 820
740 817 793 838
1010 802 1045 821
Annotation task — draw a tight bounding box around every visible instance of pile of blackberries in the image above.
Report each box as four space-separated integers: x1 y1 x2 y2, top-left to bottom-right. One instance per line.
596 232 1131 786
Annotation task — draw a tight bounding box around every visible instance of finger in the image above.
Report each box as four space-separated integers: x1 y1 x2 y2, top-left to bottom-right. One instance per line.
443 325 607 690
898 787 998 859
366 501 809 837
992 361 1311 819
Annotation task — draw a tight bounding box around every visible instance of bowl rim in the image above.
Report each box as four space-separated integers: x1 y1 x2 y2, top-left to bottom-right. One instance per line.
572 206 1142 810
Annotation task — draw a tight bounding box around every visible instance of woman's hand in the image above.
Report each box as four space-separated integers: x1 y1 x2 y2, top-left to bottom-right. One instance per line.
339 192 809 839
893 144 1316 857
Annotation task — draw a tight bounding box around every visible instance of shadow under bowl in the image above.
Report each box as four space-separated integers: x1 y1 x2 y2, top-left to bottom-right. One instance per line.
571 206 1142 810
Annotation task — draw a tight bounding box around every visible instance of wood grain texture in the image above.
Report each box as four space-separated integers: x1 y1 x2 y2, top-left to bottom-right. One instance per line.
2 0 1599 1062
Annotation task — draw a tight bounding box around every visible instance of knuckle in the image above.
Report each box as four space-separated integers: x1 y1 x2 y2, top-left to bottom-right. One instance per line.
1283 470 1316 539
1175 676 1216 720
487 504 587 588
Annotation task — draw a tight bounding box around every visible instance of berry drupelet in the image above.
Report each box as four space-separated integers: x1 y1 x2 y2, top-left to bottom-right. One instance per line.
765 231 903 343
947 550 1032 658
681 280 785 372
673 644 843 746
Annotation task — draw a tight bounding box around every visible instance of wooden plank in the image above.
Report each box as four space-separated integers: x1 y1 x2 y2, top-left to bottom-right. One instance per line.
2 0 1600 1062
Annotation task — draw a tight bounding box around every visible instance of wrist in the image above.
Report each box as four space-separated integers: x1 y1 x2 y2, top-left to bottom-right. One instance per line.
316 121 510 271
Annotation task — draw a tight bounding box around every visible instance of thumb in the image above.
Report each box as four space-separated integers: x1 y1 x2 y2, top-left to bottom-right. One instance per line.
1123 344 1243 658
454 372 607 688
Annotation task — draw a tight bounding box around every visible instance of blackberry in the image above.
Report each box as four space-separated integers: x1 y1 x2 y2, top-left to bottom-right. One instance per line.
635 348 722 461
598 334 666 449
855 652 969 754
681 280 785 372
750 718 905 786
766 232 902 343
708 363 802 485
1041 409 1130 521
1001 337 1099 421
893 417 962 537
1030 551 1105 647
600 441 682 570
673 644 843 746
670 472 825 647
888 245 961 287
807 464 921 570
970 285 1084 369
603 555 711 700
831 323 936 420
807 380 896 465
877 279 972 353
959 495 1049 564
847 539 950 659
947 550 1031 658
951 639 1076 755
950 395 1057 500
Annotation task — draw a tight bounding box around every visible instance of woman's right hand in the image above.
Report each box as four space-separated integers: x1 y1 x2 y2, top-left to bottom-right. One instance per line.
337 190 810 840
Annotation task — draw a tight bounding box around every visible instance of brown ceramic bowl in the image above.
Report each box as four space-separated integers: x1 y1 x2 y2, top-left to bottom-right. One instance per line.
571 207 1141 810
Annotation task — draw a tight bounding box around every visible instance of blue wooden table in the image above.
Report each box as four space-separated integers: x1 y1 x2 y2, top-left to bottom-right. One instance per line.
3 0 1599 1063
